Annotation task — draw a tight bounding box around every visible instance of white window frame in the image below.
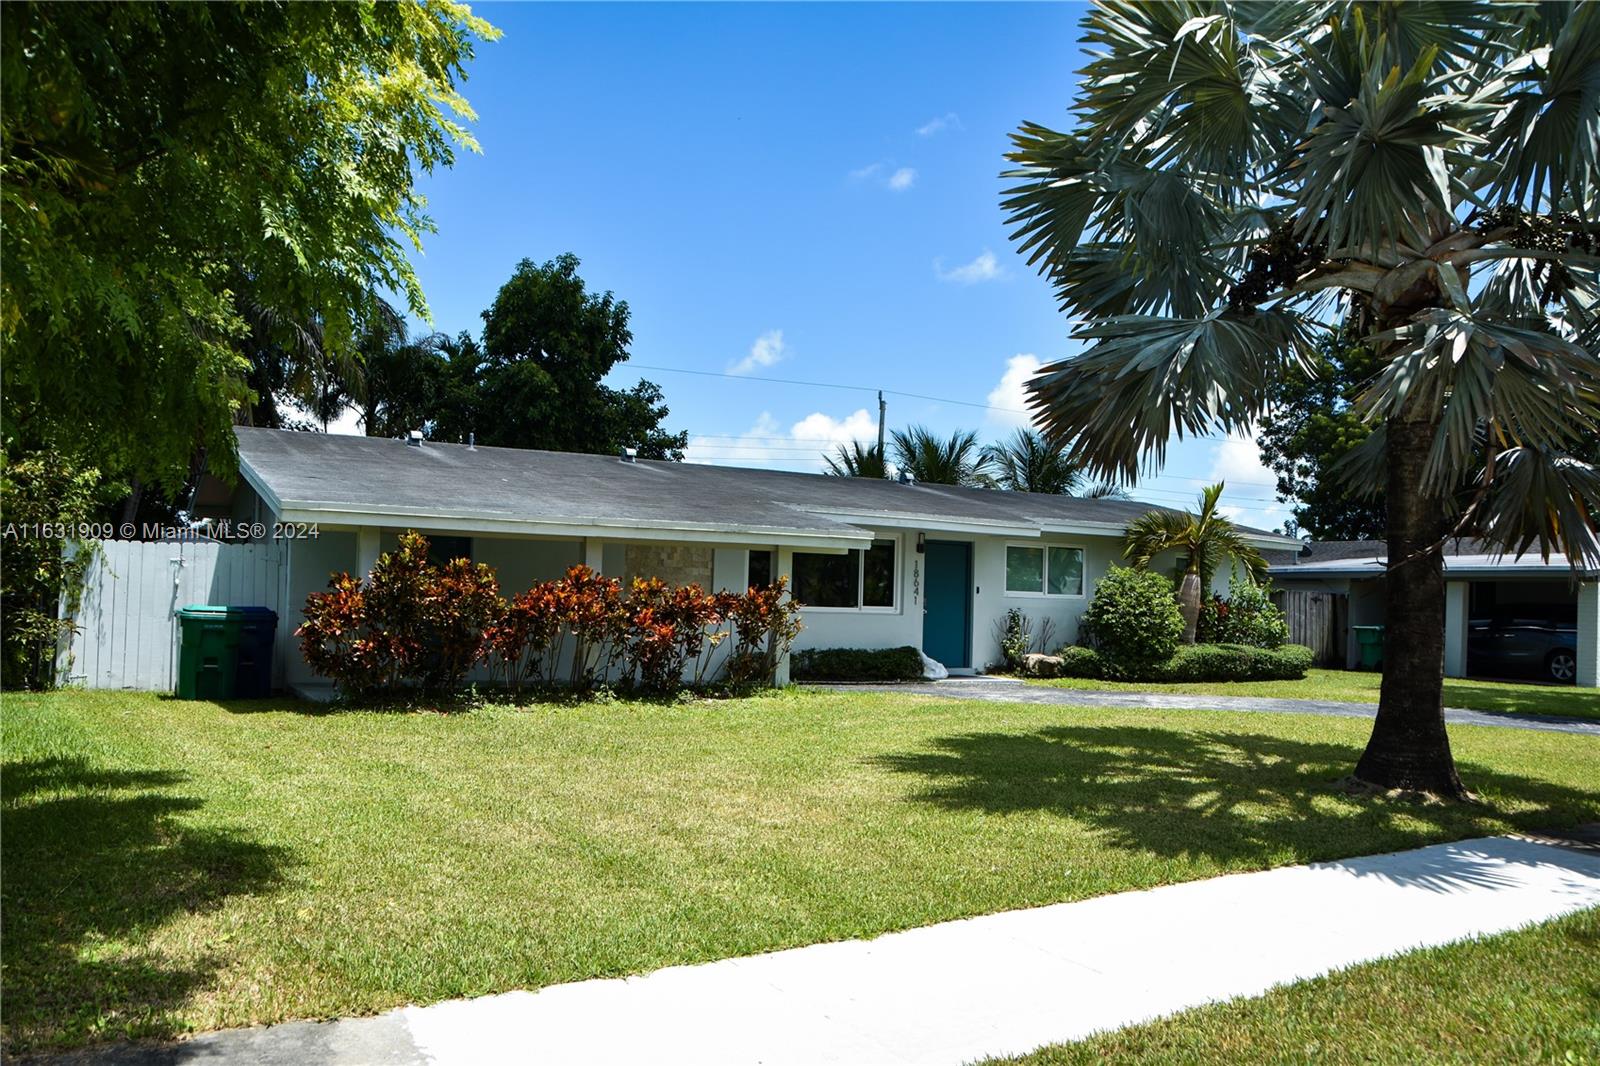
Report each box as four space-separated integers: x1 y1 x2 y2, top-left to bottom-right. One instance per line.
1004 542 1087 599
795 535 900 613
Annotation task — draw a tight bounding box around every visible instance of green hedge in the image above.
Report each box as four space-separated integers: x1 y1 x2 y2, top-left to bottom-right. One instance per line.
1054 643 1313 683
791 645 925 682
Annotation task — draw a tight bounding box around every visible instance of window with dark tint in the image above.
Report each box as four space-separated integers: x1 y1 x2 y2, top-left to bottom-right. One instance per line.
427 535 473 566
792 540 897 609
794 551 858 608
863 540 896 606
747 550 773 589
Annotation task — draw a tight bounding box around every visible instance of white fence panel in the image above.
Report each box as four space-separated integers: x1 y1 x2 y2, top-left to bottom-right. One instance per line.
62 539 286 692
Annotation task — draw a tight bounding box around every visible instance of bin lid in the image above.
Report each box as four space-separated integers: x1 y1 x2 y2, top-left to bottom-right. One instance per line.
178 604 278 619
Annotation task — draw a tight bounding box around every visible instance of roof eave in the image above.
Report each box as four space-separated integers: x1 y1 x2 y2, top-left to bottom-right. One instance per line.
269 502 873 551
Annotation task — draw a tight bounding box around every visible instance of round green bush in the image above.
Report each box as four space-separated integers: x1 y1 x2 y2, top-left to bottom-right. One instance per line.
1055 645 1106 679
1197 573 1290 648
1080 565 1185 676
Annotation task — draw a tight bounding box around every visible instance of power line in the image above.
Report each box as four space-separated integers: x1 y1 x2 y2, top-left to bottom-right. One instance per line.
630 362 1034 417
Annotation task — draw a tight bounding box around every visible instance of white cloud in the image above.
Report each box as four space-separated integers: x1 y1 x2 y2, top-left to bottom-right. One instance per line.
728 329 786 376
985 353 1042 429
849 163 917 192
684 409 879 472
916 112 963 137
1207 430 1275 487
1205 430 1288 532
936 249 1002 284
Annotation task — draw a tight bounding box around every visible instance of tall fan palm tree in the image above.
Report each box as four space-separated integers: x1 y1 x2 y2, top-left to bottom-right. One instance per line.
823 440 888 478
1002 2 1600 797
1124 483 1267 643
890 426 993 486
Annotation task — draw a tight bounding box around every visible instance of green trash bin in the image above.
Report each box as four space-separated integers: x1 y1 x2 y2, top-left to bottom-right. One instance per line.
177 605 242 699
1353 625 1385 670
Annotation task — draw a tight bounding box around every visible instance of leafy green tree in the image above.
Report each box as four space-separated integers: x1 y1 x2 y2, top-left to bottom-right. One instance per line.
982 428 1090 494
1 445 109 689
890 426 992 486
359 317 455 441
1124 483 1268 644
1 2 498 493
1002 1 1600 796
470 254 687 459
823 441 888 478
1256 329 1387 539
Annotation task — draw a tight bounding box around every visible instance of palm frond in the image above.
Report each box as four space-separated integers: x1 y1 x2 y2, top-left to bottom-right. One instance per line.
823 441 887 479
1029 310 1314 482
890 426 992 486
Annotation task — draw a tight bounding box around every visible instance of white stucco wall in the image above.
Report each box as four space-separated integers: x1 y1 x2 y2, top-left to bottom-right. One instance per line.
783 532 1198 672
279 524 1264 690
282 530 356 687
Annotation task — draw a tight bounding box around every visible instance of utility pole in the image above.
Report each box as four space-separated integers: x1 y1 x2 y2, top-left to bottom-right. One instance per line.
876 390 886 460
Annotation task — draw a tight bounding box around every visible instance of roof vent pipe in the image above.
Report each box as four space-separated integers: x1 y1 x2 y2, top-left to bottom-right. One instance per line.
467 432 475 450
619 446 638 463
407 429 424 447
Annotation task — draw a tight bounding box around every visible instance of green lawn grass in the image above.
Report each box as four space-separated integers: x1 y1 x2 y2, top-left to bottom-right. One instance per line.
5 688 1598 1053
983 905 1600 1065
1032 667 1600 720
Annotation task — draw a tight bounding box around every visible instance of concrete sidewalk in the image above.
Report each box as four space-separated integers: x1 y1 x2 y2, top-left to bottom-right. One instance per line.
50 833 1600 1066
816 676 1600 736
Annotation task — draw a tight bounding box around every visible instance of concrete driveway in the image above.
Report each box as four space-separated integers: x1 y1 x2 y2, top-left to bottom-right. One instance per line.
811 676 1600 736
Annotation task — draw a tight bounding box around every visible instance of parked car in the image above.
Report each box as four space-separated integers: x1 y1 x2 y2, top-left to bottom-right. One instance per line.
1467 615 1579 683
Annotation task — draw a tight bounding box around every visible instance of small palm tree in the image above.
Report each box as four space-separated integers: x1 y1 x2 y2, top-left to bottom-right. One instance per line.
890 425 992 486
982 428 1088 494
1124 483 1266 644
823 441 888 478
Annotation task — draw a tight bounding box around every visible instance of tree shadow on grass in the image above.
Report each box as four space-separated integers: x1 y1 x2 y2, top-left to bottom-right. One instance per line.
1445 678 1600 720
1 757 289 1055
872 725 1600 890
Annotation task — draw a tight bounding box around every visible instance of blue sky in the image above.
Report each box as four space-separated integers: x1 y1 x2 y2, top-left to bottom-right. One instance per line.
379 2 1288 530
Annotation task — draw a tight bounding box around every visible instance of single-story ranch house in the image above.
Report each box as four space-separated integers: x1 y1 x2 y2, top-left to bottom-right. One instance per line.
215 427 1300 690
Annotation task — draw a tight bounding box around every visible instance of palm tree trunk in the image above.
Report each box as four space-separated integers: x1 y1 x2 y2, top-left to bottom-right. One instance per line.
1352 417 1466 798
1176 571 1202 644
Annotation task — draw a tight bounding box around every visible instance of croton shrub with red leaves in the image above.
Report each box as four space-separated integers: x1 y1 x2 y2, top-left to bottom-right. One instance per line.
300 533 804 698
298 531 501 697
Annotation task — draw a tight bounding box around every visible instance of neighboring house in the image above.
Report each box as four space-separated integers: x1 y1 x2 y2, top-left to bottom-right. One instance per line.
211 427 1298 691
1267 540 1600 687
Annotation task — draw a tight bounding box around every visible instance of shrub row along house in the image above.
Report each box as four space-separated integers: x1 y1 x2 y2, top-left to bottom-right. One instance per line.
204 427 1299 694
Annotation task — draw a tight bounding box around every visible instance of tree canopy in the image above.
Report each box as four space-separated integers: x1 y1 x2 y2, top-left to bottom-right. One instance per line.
1 1 498 491
356 254 687 458
1256 329 1387 539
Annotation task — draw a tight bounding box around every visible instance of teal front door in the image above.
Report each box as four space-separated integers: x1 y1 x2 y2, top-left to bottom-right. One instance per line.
922 540 972 669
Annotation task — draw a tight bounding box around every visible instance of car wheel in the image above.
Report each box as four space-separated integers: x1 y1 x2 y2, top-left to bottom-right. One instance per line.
1547 649 1577 683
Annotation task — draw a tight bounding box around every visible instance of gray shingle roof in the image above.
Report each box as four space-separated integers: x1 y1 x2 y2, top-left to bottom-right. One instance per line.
1263 538 1500 568
235 427 1296 545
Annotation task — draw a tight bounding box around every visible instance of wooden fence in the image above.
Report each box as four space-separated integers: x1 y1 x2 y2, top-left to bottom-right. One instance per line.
61 539 287 691
1274 588 1347 666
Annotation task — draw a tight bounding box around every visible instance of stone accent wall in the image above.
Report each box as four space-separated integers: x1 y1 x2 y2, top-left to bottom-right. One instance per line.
623 543 715 589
